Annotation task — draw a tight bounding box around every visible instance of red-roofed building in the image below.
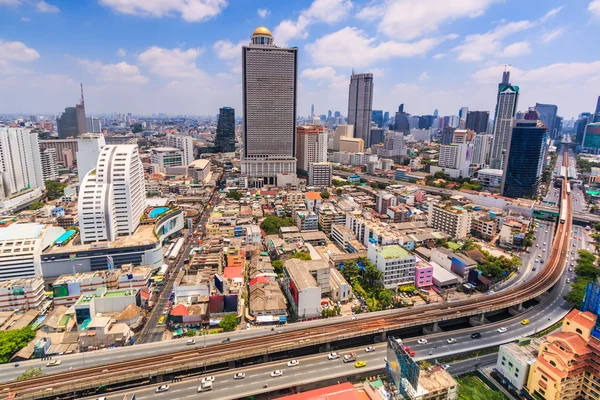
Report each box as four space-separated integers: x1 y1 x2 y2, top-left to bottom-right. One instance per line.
249 276 270 287
223 266 243 280
169 304 188 317
274 382 361 400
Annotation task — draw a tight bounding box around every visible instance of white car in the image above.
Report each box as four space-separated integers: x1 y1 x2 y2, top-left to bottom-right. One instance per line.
328 352 339 360
365 346 375 352
287 359 299 367
187 339 195 345
351 316 357 320
233 372 245 380
417 339 428 345
497 327 507 333
201 376 215 384
271 370 283 377
46 360 61 367
156 385 170 393
446 338 457 344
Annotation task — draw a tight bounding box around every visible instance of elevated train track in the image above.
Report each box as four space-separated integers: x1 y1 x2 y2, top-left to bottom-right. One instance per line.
2 151 574 399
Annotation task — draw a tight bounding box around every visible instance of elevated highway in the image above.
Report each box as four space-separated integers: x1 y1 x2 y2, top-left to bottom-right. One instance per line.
2 151 574 399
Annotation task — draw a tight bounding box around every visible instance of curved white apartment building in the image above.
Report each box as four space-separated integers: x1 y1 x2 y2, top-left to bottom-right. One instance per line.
78 145 146 244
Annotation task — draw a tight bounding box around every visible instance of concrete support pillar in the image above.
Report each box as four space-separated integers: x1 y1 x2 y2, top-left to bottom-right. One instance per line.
323 343 332 352
263 354 269 363
508 303 525 316
229 361 236 369
469 313 489 326
380 331 387 341
422 321 443 335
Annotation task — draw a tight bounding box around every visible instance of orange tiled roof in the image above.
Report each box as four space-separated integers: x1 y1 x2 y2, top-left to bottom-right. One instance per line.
305 192 322 200
565 309 597 331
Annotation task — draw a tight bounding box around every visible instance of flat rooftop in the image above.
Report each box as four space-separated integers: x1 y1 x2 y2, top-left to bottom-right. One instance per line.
376 244 411 259
0 277 41 288
46 224 157 254
0 223 44 241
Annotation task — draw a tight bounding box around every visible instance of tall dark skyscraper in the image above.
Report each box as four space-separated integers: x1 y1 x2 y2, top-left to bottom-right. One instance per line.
348 72 374 147
241 26 297 186
501 111 548 198
593 95 600 123
57 84 86 139
576 113 592 145
215 107 236 153
394 104 409 134
383 111 389 125
418 115 434 129
327 110 332 121
465 111 490 134
490 71 519 169
535 103 559 139
371 110 383 127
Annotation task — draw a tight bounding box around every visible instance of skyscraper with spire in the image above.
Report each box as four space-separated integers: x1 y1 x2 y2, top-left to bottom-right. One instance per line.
489 71 519 169
56 83 87 139
241 26 297 186
347 72 374 147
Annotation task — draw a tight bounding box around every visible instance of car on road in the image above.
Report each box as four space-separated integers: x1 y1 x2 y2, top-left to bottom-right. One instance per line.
417 339 428 344
446 338 457 344
365 346 375 352
471 332 482 339
46 360 61 367
187 339 195 345
497 327 507 333
351 316 357 320
538 254 542 258
233 372 245 380
271 370 283 377
96 398 107 400
543 242 546 246
158 316 165 324
354 361 367 368
443 364 452 370
521 319 530 325
569 268 573 272
328 352 339 360
155 385 169 393
566 278 571 283
221 337 231 343
535 244 539 247
201 376 215 384
287 360 299 367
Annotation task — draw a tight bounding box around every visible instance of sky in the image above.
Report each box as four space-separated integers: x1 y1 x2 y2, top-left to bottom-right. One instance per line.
1 0 600 119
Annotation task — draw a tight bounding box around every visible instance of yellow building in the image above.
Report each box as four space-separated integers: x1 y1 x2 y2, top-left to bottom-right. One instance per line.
526 309 600 400
339 137 364 153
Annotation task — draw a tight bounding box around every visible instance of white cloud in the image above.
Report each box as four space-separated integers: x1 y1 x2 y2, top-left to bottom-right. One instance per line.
541 28 564 44
77 58 148 84
117 48 127 57
0 0 21 5
305 27 452 68
301 66 345 86
356 4 383 21
433 53 447 60
540 5 564 22
472 62 600 84
273 0 353 47
377 0 499 40
589 0 600 19
453 20 535 61
257 8 269 18
137 46 205 79
99 0 227 22
213 40 245 60
36 1 59 13
20 17 30 22
418 72 429 81
0 39 40 63
501 41 531 57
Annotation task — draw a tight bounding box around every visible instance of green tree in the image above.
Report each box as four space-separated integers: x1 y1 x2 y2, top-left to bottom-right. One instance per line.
341 261 360 283
259 216 295 235
15 367 43 381
271 260 284 275
226 190 242 201
378 290 394 309
219 314 238 332
28 201 44 211
336 188 343 196
44 181 67 200
0 327 36 364
185 330 196 337
292 252 311 261
131 123 143 133
320 191 330 199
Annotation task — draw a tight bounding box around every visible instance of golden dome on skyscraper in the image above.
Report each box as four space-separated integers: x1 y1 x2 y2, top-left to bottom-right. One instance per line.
253 26 272 36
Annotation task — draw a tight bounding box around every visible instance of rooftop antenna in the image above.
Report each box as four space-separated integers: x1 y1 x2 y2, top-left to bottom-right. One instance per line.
504 64 511 72
79 83 85 108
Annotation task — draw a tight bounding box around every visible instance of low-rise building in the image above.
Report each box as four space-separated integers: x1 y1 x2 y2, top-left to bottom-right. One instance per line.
331 223 355 251
427 202 472 239
295 211 318 231
188 159 211 183
73 287 139 325
0 277 45 311
477 168 503 192
150 147 184 173
471 214 498 241
329 268 351 303
367 240 416 288
249 280 287 324
282 259 322 319
308 162 332 187
317 204 346 234
415 261 433 289
495 338 541 395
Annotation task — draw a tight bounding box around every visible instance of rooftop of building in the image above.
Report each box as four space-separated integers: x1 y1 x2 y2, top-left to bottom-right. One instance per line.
189 159 210 168
375 244 412 259
501 338 541 363
478 168 504 176
46 223 158 254
0 277 42 289
305 192 322 201
75 288 137 305
418 366 457 394
0 223 45 241
564 309 597 331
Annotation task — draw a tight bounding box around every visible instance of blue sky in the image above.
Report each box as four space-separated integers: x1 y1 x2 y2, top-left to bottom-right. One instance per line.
1 0 600 119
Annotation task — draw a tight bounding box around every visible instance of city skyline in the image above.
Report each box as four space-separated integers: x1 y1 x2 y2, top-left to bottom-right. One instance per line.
0 0 599 118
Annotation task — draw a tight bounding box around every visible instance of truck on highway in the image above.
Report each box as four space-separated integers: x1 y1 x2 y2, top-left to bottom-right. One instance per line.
169 238 185 260
197 382 213 392
560 199 567 224
343 352 357 363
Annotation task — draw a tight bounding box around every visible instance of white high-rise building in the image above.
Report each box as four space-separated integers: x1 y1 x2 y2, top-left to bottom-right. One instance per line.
0 127 45 197
471 134 493 166
348 72 374 147
86 117 102 133
166 134 194 165
296 125 328 172
77 134 106 184
490 71 519 169
40 148 58 181
242 26 297 186
78 145 146 244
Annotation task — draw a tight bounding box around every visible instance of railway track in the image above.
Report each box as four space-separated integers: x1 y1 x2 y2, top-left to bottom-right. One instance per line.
1 151 573 399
